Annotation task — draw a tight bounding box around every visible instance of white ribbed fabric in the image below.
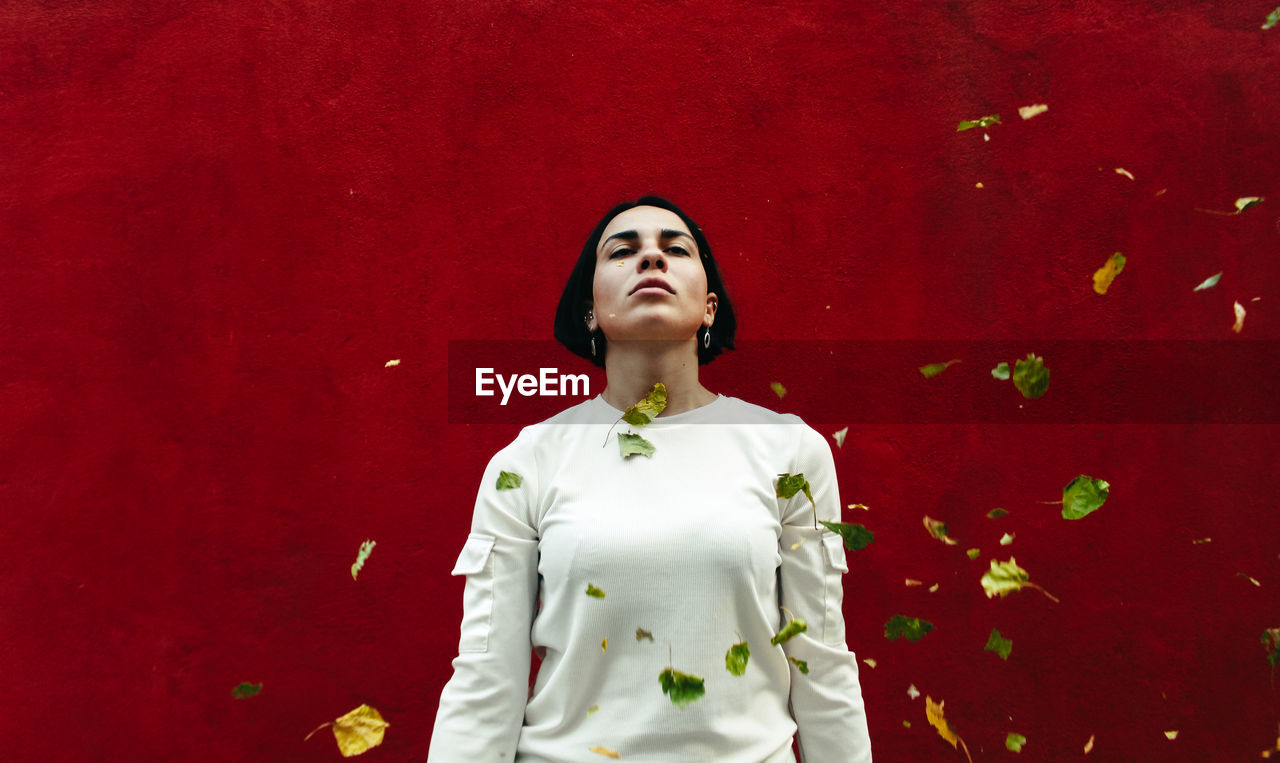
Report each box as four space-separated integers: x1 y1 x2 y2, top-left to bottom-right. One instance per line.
429 395 872 762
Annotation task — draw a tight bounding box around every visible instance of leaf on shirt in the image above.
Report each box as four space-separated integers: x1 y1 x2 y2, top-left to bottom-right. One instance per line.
601 638 608 653
586 584 606 598
636 628 654 642
725 642 751 675
1063 475 1109 519
987 508 1009 519
923 516 959 545
926 696 973 762
587 705 600 716
957 114 1001 131
1093 252 1126 295
231 682 262 699
981 557 1060 602
820 521 874 551
618 433 655 459
1012 353 1050 399
1007 732 1028 752
589 746 621 758
788 656 810 674
771 619 808 646
920 359 961 378
985 628 1013 660
658 668 705 707
350 540 376 581
776 473 815 511
884 615 935 641
496 470 523 490
832 427 849 447
1193 272 1222 292
621 383 667 426
303 703 389 758
770 381 787 398
991 362 1010 380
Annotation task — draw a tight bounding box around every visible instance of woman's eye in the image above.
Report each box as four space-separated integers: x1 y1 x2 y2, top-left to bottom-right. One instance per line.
666 246 689 256
608 248 633 259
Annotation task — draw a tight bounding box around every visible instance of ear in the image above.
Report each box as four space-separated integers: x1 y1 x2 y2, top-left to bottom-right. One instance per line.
583 299 597 332
703 292 718 327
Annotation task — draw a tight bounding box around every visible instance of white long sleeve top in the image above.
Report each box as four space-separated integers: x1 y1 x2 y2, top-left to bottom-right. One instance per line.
428 394 872 762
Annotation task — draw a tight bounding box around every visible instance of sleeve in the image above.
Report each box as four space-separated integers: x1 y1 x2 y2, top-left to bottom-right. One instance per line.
777 424 873 763
428 432 541 762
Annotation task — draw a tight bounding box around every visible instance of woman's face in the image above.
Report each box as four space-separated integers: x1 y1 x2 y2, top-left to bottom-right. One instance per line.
588 206 718 344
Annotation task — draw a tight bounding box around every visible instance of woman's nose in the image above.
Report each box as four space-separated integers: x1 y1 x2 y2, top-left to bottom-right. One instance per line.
638 247 666 271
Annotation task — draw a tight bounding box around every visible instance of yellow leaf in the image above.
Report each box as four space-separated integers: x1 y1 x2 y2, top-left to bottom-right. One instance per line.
1084 734 1095 754
926 696 958 748
1164 730 1178 740
770 382 787 398
831 427 848 447
589 746 621 758
332 704 389 757
1115 168 1135 180
587 705 600 716
862 658 877 668
1232 301 1246 333
1018 103 1049 120
1093 252 1126 295
928 583 940 593
384 359 400 367
848 503 871 511
601 638 608 653
905 578 924 587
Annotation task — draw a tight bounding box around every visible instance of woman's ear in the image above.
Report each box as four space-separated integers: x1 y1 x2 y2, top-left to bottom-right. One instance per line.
704 292 718 326
584 300 597 332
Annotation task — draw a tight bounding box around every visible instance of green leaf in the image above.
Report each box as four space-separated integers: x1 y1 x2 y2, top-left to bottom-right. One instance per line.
999 532 1015 546
770 381 787 398
987 508 1009 519
350 539 376 581
231 682 262 699
919 359 960 378
923 516 958 545
1235 196 1264 212
496 470 523 490
981 557 1061 603
658 668 705 707
621 383 667 426
636 627 654 642
1265 7 1280 29
1262 628 1280 667
1193 272 1222 292
884 615 935 642
966 548 981 560
585 583 606 598
776 473 815 510
1012 353 1050 399
618 433 655 459
820 521 874 550
771 618 808 646
1063 475 1109 519
725 642 750 676
985 628 1013 660
991 362 1010 380
957 114 1002 131
788 656 810 674
1006 732 1027 752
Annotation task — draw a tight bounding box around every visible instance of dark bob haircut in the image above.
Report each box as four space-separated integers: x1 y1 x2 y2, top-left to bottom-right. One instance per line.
554 196 737 369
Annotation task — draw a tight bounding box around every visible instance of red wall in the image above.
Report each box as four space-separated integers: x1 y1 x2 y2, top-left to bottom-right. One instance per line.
3 1 1278 759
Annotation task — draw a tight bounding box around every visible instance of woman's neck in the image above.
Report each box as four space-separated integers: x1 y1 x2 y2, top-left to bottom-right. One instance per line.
599 339 716 416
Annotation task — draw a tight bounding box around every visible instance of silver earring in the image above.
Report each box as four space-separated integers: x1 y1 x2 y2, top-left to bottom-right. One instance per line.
702 327 711 348
591 333 597 357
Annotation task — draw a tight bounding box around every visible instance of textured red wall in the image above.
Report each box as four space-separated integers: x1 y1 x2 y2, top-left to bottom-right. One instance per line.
3 1 1279 760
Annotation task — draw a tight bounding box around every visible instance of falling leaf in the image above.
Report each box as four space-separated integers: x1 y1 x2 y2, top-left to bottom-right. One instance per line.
636 628 654 642
920 359 961 378
496 471 523 490
1063 475 1109 519
1261 628 1280 666
966 548 981 560
350 540 376 581
601 638 608 653
1084 734 1095 754
788 656 810 674
1006 732 1027 752
621 383 667 426
957 114 1001 131
991 362 1010 380
1236 197 1263 212
1011 353 1050 399
832 427 848 447
923 516 959 545
903 721 913 728
885 615 935 641
1232 301 1246 333
908 684 921 700
1265 7 1280 29
586 584 606 598
725 642 750 676
1165 730 1178 740
1018 104 1048 120
589 746 621 758
770 382 787 398
1093 252 1126 295
330 704 389 758
587 705 600 716
790 540 806 550
820 520 874 550
987 508 1009 519
1115 168 1135 180
905 579 924 587
1239 573 1261 587
1192 538 1212 544
999 533 1015 546
1193 272 1222 291
384 359 400 367
231 682 262 699
776 473 815 510
863 658 877 668
985 628 1013 660
848 503 871 511
929 583 939 592
658 668 705 707
926 697 959 748
982 557 1060 602
975 182 984 188
771 619 808 646
618 433 655 459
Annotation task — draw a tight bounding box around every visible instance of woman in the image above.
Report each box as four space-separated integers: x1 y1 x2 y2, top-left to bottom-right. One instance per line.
429 197 872 761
